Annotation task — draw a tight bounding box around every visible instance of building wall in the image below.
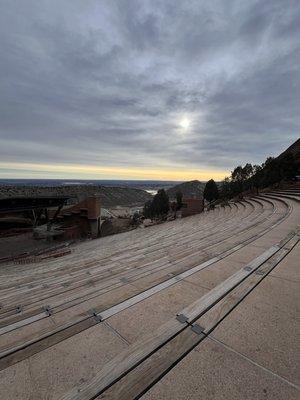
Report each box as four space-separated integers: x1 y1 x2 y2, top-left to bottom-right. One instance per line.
59 195 101 239
181 198 203 217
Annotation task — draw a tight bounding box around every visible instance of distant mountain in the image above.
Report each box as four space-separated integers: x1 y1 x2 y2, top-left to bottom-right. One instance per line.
167 180 205 199
99 186 153 207
0 179 180 190
0 185 153 207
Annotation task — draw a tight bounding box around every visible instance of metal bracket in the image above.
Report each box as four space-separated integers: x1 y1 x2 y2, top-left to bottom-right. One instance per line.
191 324 205 335
16 305 23 314
255 270 264 276
89 309 102 323
43 305 52 316
176 314 189 324
244 266 252 271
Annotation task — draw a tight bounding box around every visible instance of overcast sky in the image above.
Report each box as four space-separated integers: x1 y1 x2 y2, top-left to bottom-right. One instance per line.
0 0 299 180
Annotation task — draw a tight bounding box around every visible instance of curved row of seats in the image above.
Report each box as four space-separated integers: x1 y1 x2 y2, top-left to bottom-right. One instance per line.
0 195 291 352
0 186 299 400
0 196 287 312
0 198 276 298
0 192 298 391
0 197 271 283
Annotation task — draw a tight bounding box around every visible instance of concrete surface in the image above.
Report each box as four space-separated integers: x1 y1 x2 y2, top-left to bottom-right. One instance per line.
141 337 299 400
109 280 208 343
210 245 300 385
0 322 127 400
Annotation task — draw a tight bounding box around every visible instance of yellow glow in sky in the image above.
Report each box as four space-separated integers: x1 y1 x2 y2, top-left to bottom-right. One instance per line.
0 161 227 181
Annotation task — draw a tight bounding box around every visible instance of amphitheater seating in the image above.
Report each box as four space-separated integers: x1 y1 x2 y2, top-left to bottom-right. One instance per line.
0 186 299 400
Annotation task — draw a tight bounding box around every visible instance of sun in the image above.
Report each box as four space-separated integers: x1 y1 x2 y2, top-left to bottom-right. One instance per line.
180 117 190 129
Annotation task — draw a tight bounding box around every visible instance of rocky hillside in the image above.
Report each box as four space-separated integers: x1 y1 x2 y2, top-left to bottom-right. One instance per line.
0 185 153 207
277 138 300 162
167 180 205 199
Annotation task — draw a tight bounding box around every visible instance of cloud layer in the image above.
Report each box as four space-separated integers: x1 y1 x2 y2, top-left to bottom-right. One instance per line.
0 0 299 179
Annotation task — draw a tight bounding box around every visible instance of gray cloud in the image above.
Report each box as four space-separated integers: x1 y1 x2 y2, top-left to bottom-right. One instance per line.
0 0 299 177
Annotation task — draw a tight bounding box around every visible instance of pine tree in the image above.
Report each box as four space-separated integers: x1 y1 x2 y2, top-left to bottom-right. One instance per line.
203 179 219 203
143 189 169 219
176 191 183 210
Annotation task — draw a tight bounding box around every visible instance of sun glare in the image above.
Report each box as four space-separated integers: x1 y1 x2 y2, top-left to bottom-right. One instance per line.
180 117 190 129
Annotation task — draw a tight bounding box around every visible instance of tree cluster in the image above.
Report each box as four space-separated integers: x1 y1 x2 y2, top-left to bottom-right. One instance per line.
143 189 170 219
219 153 299 200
